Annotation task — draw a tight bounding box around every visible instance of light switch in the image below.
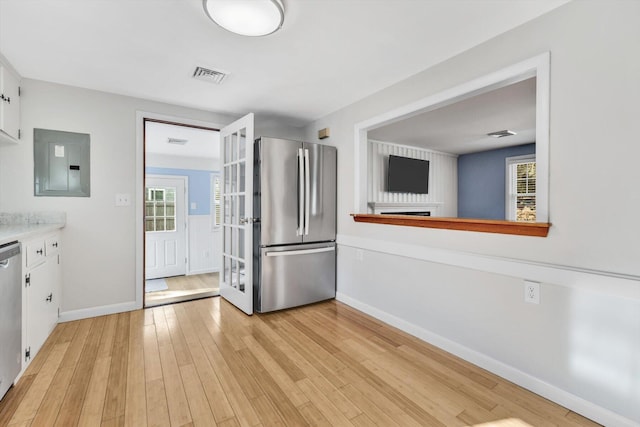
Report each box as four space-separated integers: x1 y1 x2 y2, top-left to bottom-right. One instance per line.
191 202 197 210
115 193 131 206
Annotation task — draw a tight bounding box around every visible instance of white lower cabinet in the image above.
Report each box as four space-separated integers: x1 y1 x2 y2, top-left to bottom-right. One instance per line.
22 232 61 367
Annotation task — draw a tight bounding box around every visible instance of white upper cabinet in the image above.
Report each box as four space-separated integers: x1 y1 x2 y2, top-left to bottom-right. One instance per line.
0 57 21 144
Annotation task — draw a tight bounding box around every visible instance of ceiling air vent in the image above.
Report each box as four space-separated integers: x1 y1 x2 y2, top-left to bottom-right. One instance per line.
167 138 188 145
487 129 517 138
193 66 228 84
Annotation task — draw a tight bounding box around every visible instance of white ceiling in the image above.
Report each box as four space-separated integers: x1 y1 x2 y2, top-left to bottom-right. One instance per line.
145 121 219 158
0 0 568 128
368 77 537 155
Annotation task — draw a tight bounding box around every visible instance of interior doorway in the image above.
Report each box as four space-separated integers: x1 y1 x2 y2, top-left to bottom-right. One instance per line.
144 118 221 307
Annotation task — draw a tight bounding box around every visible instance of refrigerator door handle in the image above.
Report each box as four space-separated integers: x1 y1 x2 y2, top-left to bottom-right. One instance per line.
265 246 335 257
304 148 310 235
297 148 304 236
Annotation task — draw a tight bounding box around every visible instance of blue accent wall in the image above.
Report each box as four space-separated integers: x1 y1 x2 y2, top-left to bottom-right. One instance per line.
457 143 535 220
146 167 216 215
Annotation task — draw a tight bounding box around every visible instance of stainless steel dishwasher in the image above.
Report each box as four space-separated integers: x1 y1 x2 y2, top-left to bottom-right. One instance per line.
0 241 21 401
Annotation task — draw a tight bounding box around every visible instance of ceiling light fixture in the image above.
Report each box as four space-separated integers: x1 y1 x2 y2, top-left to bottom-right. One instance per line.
203 0 284 37
487 130 517 138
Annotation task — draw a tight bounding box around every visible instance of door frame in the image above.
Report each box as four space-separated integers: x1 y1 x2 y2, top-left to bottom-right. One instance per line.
145 174 189 280
136 111 222 309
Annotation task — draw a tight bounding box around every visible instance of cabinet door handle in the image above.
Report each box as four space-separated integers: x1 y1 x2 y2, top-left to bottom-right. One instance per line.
46 293 53 302
53 242 58 248
36 249 43 255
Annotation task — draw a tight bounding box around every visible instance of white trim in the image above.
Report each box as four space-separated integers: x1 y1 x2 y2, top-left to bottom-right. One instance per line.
505 154 536 221
59 300 138 322
354 52 550 221
335 292 637 427
136 111 226 310
336 234 640 300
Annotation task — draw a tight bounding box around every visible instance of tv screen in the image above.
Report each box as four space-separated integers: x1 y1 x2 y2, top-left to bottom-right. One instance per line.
387 155 429 194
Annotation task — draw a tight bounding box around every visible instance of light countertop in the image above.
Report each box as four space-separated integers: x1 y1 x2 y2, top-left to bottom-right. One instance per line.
0 212 66 246
0 223 65 246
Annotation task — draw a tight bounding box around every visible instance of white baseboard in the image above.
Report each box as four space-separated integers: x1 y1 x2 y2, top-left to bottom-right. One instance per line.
336 292 637 427
59 300 139 322
187 268 219 276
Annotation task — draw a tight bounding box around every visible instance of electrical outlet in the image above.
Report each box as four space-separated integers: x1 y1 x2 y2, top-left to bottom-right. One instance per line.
115 193 131 206
524 280 540 304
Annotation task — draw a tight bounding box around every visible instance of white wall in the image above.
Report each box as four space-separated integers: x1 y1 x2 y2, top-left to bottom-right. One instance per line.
146 152 221 171
188 215 221 275
305 2 640 425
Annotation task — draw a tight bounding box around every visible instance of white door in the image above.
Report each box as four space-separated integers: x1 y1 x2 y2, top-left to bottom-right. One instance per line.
220 113 254 315
145 175 187 280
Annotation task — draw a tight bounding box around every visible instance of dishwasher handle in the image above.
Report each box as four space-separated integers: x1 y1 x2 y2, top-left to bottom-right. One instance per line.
0 241 20 262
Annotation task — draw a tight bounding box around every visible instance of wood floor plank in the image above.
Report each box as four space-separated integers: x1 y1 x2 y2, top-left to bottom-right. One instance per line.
29 366 75 427
9 342 70 424
124 309 147 426
97 313 118 359
9 299 602 427
296 377 354 426
191 320 261 426
145 379 170 427
153 307 192 426
22 323 66 377
142 324 163 383
360 358 458 426
0 375 36 426
77 356 112 426
162 305 193 367
296 402 332 427
101 313 130 424
235 347 308 425
370 345 491 416
241 334 309 407
194 302 263 400
174 304 236 423
248 394 285 427
179 364 217 426
59 317 94 370
54 315 107 426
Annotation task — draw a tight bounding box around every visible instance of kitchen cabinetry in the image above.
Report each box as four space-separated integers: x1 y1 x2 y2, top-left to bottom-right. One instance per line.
22 232 61 366
0 59 20 144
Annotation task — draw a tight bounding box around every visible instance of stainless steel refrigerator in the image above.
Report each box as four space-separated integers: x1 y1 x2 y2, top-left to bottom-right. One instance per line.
253 137 337 313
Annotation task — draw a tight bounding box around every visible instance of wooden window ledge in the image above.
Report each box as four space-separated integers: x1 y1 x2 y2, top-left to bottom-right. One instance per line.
351 214 550 237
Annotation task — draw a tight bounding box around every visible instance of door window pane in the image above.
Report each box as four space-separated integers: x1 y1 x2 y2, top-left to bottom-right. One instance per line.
145 186 177 232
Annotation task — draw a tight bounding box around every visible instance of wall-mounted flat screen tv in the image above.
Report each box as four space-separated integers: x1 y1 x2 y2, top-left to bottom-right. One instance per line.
387 155 429 194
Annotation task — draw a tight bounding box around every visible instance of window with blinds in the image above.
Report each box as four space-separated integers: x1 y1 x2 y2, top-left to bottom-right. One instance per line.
506 155 536 222
212 174 221 229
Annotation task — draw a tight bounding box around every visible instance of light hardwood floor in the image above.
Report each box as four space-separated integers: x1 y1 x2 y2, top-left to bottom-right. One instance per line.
145 273 219 307
0 298 600 427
